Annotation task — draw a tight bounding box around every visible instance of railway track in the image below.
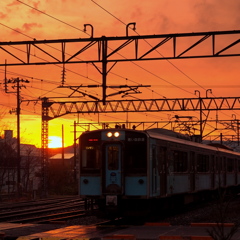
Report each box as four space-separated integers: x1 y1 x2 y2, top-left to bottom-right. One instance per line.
11 209 87 224
1 194 239 227
0 195 80 211
0 196 88 224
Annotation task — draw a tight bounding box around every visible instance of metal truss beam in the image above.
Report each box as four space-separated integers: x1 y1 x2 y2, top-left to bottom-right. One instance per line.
43 96 240 118
0 30 239 66
41 97 54 197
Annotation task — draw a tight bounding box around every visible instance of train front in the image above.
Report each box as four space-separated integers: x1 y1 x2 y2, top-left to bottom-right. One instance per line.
79 128 148 215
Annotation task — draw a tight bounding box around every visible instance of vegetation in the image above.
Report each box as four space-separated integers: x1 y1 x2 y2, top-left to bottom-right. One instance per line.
207 189 239 240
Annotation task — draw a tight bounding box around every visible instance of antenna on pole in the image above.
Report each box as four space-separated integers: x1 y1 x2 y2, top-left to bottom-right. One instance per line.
4 60 8 93
5 77 30 198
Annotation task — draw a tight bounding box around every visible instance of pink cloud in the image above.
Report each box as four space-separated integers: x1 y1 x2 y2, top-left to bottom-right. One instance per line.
10 23 42 36
22 23 42 31
30 1 45 15
7 1 21 7
11 27 22 35
0 12 7 19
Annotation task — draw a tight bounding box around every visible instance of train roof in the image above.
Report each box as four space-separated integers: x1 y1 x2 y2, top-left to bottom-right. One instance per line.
80 128 240 156
145 128 191 140
144 128 240 156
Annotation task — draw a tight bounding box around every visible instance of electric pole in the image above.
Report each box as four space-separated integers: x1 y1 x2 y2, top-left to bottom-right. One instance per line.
5 77 29 197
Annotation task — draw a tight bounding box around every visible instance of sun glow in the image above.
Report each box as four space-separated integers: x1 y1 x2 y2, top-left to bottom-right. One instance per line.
48 136 63 148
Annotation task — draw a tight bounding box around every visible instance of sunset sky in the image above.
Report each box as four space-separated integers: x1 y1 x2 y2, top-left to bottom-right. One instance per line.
0 0 239 147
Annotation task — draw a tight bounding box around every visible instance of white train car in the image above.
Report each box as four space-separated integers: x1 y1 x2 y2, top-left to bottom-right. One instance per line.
79 128 240 215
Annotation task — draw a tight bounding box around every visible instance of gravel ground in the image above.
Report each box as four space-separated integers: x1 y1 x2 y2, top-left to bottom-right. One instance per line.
67 195 240 226
163 197 240 226
67 215 109 225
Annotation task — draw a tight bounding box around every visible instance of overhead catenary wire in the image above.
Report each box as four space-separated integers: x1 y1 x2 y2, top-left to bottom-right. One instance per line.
90 0 239 120
11 0 213 127
13 0 186 97
2 1 239 128
90 0 204 93
0 4 170 121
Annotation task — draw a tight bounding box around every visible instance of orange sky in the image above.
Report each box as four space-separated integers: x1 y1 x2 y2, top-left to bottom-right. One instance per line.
0 0 240 147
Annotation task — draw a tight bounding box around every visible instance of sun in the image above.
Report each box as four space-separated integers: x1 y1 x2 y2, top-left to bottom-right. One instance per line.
48 136 63 148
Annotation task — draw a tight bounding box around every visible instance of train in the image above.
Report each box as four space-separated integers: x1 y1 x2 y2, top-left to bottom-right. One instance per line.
79 127 240 215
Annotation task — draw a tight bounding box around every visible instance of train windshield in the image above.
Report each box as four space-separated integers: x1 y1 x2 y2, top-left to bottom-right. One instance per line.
81 145 101 173
80 131 101 173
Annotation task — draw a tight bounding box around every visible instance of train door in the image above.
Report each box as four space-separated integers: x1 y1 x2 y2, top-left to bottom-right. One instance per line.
211 155 215 189
105 144 122 193
152 145 158 195
190 151 195 192
159 147 167 196
223 157 227 186
235 158 238 185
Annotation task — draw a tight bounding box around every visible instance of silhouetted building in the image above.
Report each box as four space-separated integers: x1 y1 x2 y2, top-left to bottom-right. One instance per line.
0 130 41 199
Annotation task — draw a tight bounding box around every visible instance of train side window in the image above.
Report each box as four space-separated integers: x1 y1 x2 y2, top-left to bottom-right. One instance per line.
158 146 167 172
227 158 234 172
173 151 188 173
215 157 219 172
152 145 157 168
107 146 119 170
216 156 223 172
210 155 214 171
197 154 209 173
222 157 226 171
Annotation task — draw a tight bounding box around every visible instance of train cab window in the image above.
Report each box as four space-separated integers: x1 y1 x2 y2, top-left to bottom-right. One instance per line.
173 151 188 172
197 154 209 173
107 146 119 170
81 146 100 173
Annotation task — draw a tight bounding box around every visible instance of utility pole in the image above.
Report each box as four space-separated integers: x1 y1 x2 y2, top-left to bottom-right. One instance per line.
73 121 78 183
194 90 203 142
194 89 212 142
5 77 29 197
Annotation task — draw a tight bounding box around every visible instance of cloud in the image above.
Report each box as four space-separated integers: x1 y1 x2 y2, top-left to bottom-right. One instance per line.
30 1 43 15
0 12 7 19
192 1 240 30
22 23 42 31
11 27 22 35
10 23 42 36
7 1 21 7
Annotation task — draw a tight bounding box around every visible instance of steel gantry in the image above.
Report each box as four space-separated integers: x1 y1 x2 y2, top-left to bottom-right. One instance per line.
2 29 239 196
41 95 240 144
1 30 239 66
1 29 239 103
42 97 240 117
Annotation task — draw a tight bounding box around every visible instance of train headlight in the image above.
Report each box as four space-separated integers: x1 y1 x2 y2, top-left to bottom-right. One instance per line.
107 132 113 137
114 132 120 137
106 132 120 138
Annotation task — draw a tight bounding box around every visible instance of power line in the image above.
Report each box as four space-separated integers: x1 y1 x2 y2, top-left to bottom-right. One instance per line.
16 0 88 36
90 0 204 93
89 0 239 119
4 1 240 123
14 0 170 97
